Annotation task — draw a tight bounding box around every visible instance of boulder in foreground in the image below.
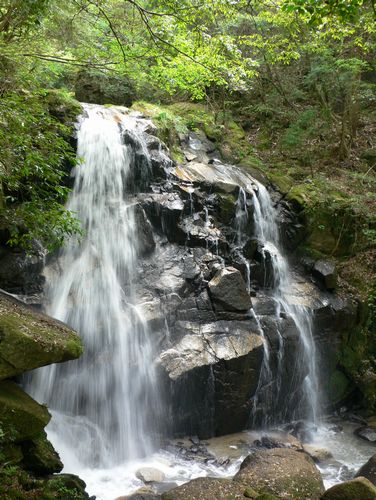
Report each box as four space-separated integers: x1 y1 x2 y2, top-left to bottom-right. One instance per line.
233 448 324 499
321 476 376 500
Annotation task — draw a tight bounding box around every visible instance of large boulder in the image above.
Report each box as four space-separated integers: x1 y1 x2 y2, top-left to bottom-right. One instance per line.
0 291 83 380
208 267 252 312
233 448 324 499
160 321 264 437
0 380 50 443
355 454 376 485
162 477 250 500
321 477 376 500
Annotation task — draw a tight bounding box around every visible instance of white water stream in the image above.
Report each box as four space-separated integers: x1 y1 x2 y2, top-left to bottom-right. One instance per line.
251 182 320 424
29 105 161 468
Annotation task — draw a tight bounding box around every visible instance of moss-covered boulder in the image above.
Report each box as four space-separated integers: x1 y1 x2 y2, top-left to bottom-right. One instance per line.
21 431 63 475
162 477 251 499
0 291 83 380
43 473 89 499
0 467 89 500
0 380 50 443
321 477 376 499
233 448 324 499
355 454 376 486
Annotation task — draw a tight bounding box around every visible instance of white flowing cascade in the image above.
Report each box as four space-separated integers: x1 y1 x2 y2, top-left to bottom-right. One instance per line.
29 104 161 468
252 181 320 423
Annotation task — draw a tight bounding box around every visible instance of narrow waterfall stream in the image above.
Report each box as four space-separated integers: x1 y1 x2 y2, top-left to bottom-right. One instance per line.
251 182 320 426
26 105 373 499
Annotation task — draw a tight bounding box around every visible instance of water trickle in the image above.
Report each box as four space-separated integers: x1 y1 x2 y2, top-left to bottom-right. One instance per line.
252 181 320 424
28 104 162 467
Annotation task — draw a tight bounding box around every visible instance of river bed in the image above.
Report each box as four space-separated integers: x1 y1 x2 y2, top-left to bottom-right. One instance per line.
46 416 375 499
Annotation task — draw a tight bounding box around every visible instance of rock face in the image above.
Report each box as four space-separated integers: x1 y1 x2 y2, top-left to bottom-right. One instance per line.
233 448 325 499
160 321 264 437
208 267 252 311
321 477 376 500
0 245 45 296
356 454 376 485
0 290 83 380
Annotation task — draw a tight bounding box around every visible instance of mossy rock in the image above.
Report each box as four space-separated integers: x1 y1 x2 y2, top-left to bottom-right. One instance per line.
0 465 44 500
162 477 253 499
45 90 82 124
217 193 237 225
0 380 50 443
21 431 63 475
234 448 324 499
0 291 83 380
43 474 89 499
321 477 376 499
328 370 352 405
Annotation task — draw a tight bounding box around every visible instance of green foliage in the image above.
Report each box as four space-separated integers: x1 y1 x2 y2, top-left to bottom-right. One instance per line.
0 90 81 251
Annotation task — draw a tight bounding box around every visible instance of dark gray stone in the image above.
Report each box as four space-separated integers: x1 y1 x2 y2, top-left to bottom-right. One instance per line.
208 267 251 311
356 454 376 486
312 259 337 291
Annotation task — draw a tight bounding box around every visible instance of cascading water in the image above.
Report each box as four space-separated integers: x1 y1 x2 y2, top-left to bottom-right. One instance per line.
251 181 320 425
28 104 162 468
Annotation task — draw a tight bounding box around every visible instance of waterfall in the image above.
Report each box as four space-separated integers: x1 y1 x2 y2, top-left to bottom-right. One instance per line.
28 104 161 468
252 181 320 424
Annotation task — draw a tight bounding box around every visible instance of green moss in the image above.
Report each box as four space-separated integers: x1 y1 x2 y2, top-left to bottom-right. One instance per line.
0 444 23 465
21 431 63 475
328 370 352 404
322 477 376 499
0 294 83 380
0 380 50 443
217 193 237 225
45 90 82 124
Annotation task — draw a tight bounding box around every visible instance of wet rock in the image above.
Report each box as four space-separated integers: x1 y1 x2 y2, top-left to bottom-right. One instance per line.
134 204 156 256
355 426 376 443
312 260 337 291
136 468 166 483
321 477 376 500
161 321 264 437
140 193 185 242
208 267 252 311
356 454 376 486
162 477 248 500
0 245 44 294
160 321 263 380
0 290 83 380
154 482 179 494
253 433 303 452
0 380 50 443
284 420 317 443
233 448 324 499
303 444 333 463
